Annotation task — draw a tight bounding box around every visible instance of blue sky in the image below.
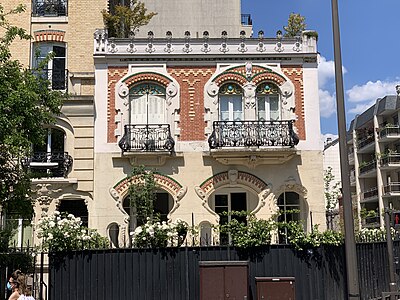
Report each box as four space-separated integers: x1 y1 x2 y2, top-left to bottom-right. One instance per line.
242 0 400 140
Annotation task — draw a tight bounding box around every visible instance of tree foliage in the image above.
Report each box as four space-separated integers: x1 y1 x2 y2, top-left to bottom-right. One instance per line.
283 13 306 37
0 4 64 218
102 1 157 38
128 166 157 225
324 166 341 211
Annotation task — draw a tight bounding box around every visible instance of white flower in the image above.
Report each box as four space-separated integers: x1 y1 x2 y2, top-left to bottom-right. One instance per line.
49 221 55 228
47 233 53 240
54 211 60 216
134 227 143 234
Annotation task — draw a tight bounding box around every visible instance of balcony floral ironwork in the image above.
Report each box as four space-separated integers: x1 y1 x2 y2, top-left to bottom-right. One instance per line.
118 124 175 152
32 0 67 17
22 152 73 178
208 120 299 149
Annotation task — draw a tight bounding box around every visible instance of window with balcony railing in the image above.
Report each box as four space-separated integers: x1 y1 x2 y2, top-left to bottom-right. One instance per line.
118 83 175 152
33 43 68 91
379 125 400 139
359 160 376 174
32 0 68 17
241 14 252 26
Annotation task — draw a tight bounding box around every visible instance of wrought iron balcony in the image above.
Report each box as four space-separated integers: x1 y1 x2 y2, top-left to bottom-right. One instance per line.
32 0 67 17
118 124 175 152
208 120 299 149
361 187 378 201
22 152 73 178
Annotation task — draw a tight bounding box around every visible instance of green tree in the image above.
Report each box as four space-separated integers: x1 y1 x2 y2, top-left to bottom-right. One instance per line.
324 166 341 211
283 13 306 37
0 4 64 220
128 166 157 225
102 1 157 38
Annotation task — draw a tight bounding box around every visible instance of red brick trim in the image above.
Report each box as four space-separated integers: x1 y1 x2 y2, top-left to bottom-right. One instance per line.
34 30 65 42
123 72 172 88
282 66 305 140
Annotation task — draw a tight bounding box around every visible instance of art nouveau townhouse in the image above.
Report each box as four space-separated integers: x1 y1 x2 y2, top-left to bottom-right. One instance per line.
347 87 400 229
92 27 325 245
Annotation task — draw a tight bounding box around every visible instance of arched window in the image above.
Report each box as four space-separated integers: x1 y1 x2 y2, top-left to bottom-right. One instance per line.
123 191 173 231
129 83 166 125
209 188 258 245
107 223 120 248
256 83 281 121
219 83 243 121
199 221 212 246
33 42 67 90
30 127 70 177
58 199 89 227
277 192 301 244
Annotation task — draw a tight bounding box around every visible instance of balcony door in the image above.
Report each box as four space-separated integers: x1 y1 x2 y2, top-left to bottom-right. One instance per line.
129 83 166 125
33 43 66 90
219 83 243 121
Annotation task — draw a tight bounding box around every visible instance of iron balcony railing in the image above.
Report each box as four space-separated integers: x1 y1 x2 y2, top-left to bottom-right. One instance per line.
118 124 175 152
208 120 299 149
22 152 73 178
359 160 376 175
241 14 252 26
32 0 67 17
379 125 400 139
384 182 400 194
380 154 400 166
357 135 374 150
362 187 378 200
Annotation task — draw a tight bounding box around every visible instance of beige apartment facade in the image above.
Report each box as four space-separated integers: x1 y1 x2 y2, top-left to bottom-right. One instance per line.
5 0 326 247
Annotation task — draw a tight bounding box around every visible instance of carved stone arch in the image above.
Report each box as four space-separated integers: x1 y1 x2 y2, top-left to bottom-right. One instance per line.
273 178 308 215
109 173 187 221
114 69 180 138
194 171 272 221
52 114 75 156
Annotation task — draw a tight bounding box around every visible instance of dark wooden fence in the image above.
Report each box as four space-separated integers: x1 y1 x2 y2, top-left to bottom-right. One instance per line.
48 242 400 300
49 245 346 300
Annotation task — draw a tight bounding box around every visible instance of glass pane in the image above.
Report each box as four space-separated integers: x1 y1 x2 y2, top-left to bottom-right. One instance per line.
269 96 280 120
215 194 228 207
232 96 243 121
51 129 65 152
154 192 170 222
231 193 246 211
219 97 229 120
257 97 266 121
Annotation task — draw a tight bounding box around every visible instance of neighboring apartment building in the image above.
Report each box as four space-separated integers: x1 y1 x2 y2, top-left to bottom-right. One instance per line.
5 0 325 246
347 86 400 229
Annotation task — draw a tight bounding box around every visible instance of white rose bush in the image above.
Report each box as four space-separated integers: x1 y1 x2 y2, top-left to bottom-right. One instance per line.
36 211 109 252
130 218 188 248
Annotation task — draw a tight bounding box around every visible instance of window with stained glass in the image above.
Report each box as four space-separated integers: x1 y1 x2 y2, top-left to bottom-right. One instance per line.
219 83 243 121
256 83 281 121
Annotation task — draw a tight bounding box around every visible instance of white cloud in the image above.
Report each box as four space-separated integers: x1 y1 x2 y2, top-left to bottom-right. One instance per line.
319 89 336 118
318 55 347 89
321 133 339 144
347 101 376 114
346 80 400 103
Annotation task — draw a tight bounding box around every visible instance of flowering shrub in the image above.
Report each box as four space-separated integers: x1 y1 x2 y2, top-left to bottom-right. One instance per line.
355 227 396 243
36 211 109 252
130 219 188 248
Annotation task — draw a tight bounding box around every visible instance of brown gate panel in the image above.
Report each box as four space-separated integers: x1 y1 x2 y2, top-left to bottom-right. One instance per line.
200 261 249 300
200 266 225 300
256 277 295 300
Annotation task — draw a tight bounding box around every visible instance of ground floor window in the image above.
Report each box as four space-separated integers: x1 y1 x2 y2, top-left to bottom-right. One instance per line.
277 192 301 244
58 199 88 227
